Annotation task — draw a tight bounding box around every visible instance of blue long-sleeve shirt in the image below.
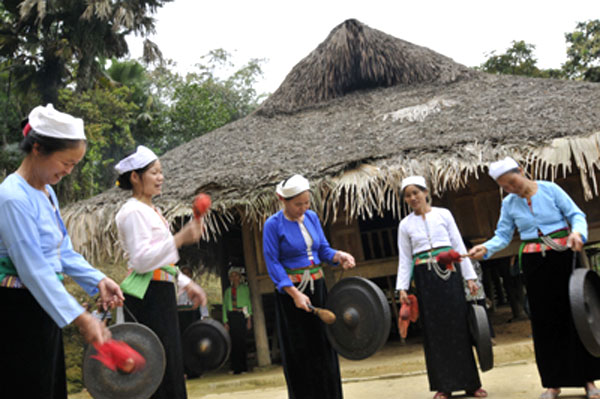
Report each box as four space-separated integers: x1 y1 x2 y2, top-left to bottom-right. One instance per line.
0 173 105 327
263 210 338 292
483 180 587 258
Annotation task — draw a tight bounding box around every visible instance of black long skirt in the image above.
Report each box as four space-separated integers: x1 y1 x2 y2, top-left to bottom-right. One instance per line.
522 250 600 388
0 287 68 399
124 281 187 399
414 265 481 393
228 311 249 373
275 278 343 399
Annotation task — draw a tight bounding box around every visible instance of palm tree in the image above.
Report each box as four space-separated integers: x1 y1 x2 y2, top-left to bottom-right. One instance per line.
0 0 170 103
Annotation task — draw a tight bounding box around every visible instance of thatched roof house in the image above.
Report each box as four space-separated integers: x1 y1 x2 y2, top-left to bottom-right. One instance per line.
65 19 600 262
64 18 600 366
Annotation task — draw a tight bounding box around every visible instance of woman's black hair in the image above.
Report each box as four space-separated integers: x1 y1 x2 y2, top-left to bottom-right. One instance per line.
116 160 157 190
20 131 85 155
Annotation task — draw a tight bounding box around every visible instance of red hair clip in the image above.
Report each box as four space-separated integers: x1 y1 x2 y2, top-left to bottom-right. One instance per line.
22 123 32 137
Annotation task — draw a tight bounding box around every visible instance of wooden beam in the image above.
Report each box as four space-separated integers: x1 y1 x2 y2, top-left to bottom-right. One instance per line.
241 223 271 367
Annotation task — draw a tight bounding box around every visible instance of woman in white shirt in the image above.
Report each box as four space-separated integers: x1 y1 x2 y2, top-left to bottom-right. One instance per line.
115 146 206 399
396 176 486 399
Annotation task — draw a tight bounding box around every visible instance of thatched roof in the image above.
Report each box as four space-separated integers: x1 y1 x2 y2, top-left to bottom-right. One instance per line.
258 18 473 116
64 19 600 262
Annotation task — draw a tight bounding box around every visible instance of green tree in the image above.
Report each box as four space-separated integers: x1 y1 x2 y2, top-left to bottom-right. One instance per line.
149 50 266 152
1 49 267 198
56 85 137 202
563 19 600 82
0 59 40 180
479 40 560 78
106 58 171 153
0 0 170 104
107 59 152 118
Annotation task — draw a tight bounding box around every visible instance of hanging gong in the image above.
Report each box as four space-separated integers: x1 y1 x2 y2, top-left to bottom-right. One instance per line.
569 268 600 357
182 318 231 375
325 276 391 360
83 323 166 399
468 304 494 372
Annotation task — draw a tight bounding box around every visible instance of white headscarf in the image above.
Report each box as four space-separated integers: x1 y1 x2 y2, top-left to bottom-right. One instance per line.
276 174 310 199
25 104 85 140
228 266 244 277
401 175 427 193
488 157 520 180
114 146 158 174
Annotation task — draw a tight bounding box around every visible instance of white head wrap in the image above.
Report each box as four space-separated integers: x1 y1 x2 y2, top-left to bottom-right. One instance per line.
276 174 310 199
401 176 428 193
488 157 520 180
228 266 244 277
26 104 85 140
114 145 158 174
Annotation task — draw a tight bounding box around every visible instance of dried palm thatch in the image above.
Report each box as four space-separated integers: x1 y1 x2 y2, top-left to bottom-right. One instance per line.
258 18 474 116
63 19 600 263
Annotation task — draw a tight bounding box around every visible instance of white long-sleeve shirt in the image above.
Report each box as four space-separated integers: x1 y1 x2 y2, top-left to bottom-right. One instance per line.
115 198 190 290
395 207 476 290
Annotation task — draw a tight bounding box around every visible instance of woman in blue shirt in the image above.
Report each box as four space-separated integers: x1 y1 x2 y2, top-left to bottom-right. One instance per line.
469 157 600 399
263 174 355 399
0 104 124 399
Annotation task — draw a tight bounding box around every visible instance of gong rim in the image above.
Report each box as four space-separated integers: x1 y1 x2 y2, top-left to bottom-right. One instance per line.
83 322 166 399
182 318 231 375
569 268 600 357
325 276 391 360
468 304 494 372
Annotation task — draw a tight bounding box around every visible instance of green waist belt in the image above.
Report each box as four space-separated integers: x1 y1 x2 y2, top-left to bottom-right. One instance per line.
0 256 64 282
120 265 178 300
284 265 322 275
412 246 452 265
517 229 570 269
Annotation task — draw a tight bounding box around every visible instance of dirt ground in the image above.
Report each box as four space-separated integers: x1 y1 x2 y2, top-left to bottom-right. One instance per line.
195 362 592 399
70 306 593 399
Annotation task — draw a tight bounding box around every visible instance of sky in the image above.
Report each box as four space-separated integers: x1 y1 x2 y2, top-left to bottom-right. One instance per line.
126 0 600 95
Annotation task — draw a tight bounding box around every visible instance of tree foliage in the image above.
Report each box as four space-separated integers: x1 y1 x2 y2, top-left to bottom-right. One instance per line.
564 19 600 82
54 85 138 201
0 50 266 203
478 40 561 78
0 0 170 103
480 20 600 81
144 50 266 153
0 63 40 179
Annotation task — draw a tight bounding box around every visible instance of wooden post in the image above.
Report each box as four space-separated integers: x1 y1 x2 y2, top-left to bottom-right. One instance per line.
242 223 271 367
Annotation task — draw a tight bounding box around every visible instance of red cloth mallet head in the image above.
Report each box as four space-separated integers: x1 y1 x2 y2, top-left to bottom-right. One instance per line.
91 340 146 373
398 294 419 338
193 193 211 219
435 249 461 265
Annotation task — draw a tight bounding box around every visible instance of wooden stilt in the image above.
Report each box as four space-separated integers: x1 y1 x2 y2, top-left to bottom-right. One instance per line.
242 223 271 367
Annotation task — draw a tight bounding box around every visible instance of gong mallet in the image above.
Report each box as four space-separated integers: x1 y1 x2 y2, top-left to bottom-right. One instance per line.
308 304 336 324
435 249 464 265
91 339 146 374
